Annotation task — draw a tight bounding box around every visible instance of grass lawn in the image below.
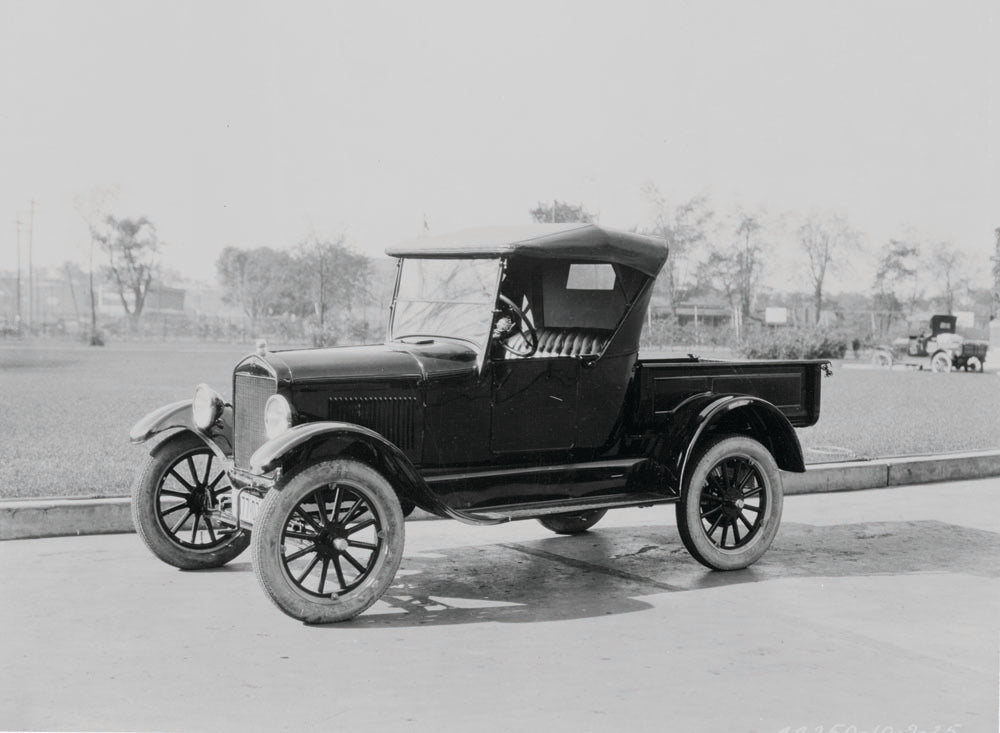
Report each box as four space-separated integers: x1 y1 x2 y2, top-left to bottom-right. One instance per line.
2 340 999 499
797 362 1000 462
1 340 250 500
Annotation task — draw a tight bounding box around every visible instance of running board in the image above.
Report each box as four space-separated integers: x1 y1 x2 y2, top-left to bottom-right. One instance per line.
445 492 677 525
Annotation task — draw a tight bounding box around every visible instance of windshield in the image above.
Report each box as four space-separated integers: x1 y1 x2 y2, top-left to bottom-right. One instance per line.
390 258 501 348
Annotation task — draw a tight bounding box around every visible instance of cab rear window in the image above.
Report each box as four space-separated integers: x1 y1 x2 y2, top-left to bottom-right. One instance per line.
566 263 616 290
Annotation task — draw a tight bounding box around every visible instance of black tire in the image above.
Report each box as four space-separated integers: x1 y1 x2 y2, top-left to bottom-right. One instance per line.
676 435 783 571
538 509 608 535
251 459 404 623
131 431 250 570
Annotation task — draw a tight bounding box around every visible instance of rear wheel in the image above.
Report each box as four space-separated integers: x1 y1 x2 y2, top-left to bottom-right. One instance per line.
676 435 783 571
131 432 249 570
538 509 607 535
966 356 983 372
251 459 404 623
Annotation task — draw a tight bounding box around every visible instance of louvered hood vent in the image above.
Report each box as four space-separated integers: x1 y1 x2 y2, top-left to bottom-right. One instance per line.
328 395 419 450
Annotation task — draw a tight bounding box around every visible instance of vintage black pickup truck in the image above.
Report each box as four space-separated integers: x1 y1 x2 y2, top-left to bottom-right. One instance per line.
130 223 829 623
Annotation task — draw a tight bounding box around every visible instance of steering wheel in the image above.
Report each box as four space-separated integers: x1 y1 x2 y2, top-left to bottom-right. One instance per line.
496 294 538 357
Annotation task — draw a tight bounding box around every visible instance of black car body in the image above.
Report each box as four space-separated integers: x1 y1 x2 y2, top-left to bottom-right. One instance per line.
130 223 829 623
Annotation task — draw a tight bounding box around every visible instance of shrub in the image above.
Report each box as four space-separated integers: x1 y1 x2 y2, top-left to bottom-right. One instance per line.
739 325 847 360
641 318 735 349
308 316 381 347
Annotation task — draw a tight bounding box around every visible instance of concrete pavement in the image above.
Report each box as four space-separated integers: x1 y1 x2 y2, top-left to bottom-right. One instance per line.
1 477 998 732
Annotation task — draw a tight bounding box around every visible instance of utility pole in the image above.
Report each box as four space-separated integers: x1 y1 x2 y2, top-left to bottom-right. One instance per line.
14 217 22 329
89 229 100 344
27 199 35 328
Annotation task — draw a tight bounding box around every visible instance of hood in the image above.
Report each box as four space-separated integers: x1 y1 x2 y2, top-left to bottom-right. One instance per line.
262 340 479 384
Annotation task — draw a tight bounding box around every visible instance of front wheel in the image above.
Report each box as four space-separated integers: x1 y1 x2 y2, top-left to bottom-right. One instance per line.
131 431 250 570
676 435 783 571
931 351 952 373
251 459 404 623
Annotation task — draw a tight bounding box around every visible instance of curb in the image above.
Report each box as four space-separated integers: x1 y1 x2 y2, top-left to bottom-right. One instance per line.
782 449 1000 494
3 450 999 541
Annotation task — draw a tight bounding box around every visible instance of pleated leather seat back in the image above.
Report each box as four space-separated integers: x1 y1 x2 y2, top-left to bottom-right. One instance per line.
506 327 611 358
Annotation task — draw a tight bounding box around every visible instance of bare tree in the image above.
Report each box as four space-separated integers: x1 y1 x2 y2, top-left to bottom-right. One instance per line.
734 213 765 328
642 185 714 317
92 215 160 331
872 239 920 335
930 242 965 314
294 235 372 332
696 212 766 338
73 185 120 344
697 248 743 329
797 213 860 323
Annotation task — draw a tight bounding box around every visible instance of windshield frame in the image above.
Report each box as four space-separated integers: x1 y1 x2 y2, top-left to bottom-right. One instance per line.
387 256 504 360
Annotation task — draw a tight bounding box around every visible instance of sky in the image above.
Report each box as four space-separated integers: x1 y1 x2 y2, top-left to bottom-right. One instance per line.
0 0 996 294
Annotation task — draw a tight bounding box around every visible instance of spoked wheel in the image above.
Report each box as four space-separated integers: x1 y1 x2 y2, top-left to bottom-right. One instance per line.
966 356 983 372
131 431 249 569
251 459 404 624
676 435 783 571
538 509 607 535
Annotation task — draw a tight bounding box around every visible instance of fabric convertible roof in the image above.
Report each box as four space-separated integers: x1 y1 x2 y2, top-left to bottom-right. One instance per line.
386 223 669 278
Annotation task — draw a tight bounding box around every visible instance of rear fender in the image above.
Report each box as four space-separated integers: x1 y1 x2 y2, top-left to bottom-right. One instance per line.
129 399 234 461
251 422 446 516
651 394 805 491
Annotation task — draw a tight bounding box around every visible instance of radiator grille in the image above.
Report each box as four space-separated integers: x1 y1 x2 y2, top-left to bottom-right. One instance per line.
234 373 276 469
329 395 418 450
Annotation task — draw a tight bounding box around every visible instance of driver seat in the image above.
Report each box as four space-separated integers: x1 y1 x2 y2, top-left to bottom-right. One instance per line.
505 327 611 359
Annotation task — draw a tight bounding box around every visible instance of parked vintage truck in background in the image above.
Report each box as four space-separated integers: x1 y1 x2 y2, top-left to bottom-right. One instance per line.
872 314 989 372
129 223 830 623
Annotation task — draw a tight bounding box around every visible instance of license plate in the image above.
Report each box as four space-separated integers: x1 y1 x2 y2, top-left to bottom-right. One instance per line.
232 489 263 527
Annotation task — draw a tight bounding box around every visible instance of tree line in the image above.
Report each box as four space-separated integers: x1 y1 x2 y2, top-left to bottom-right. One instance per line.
530 195 995 338
215 235 374 345
68 216 374 345
79 199 998 345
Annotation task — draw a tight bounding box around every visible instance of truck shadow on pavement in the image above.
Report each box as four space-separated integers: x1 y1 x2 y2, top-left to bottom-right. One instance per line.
326 519 1000 629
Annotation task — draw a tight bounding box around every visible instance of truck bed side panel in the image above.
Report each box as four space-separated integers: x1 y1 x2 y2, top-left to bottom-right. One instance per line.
637 359 825 427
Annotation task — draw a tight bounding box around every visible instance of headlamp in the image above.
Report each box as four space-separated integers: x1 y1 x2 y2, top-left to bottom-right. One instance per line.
264 394 293 439
192 384 224 430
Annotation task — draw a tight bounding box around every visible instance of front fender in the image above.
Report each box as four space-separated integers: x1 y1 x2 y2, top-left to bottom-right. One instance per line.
651 393 805 491
250 422 447 516
129 399 234 460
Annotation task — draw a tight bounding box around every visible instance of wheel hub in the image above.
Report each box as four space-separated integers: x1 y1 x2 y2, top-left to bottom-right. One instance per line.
312 526 350 559
188 490 208 513
721 501 742 519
